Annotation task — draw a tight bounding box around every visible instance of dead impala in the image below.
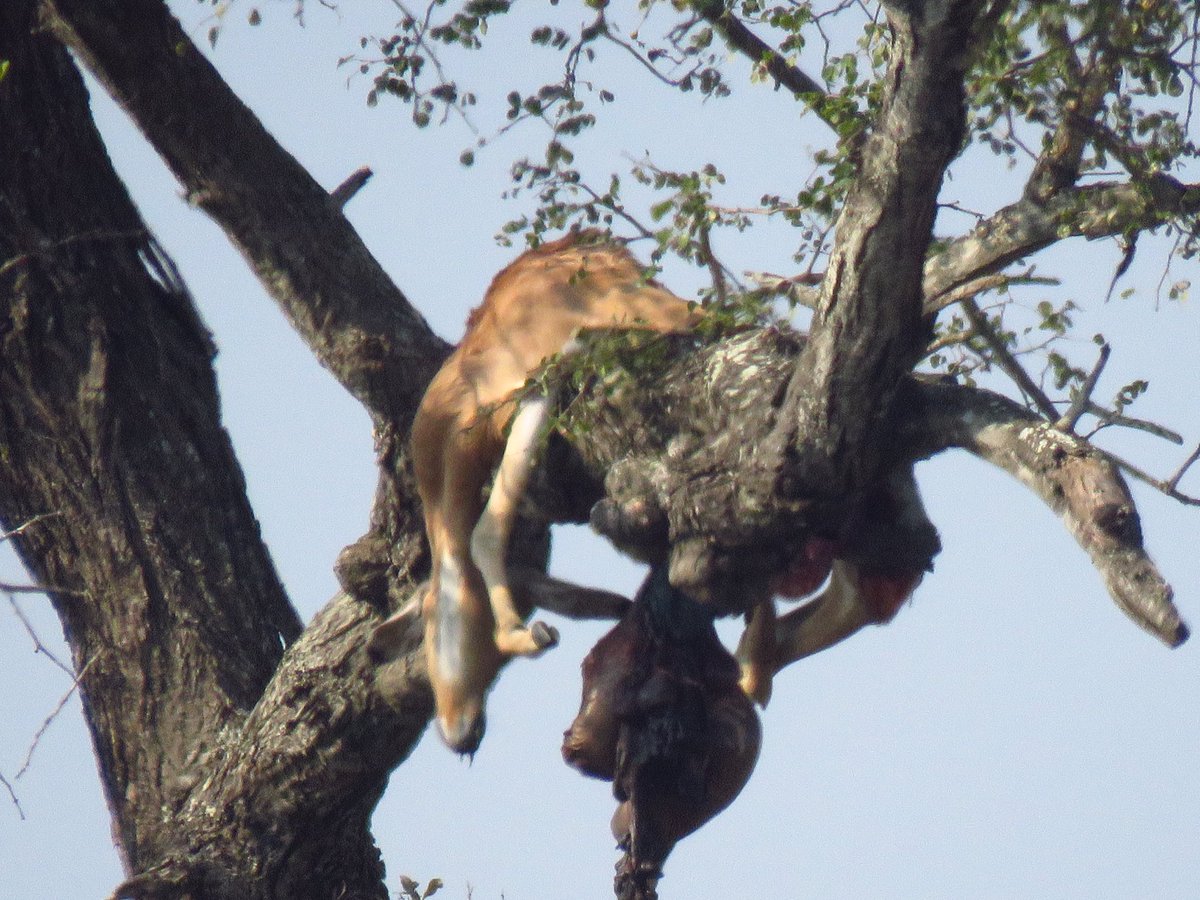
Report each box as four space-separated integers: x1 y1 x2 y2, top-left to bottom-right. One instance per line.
369 231 930 754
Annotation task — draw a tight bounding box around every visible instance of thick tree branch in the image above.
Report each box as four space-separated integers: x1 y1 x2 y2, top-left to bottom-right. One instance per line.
43 0 445 658
923 176 1200 307
1024 12 1121 201
766 0 987 497
895 377 1188 646
41 0 449 428
528 328 1185 647
692 1 849 133
1 4 308 881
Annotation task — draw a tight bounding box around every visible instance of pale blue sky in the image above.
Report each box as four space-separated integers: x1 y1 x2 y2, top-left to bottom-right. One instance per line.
2 3 1197 898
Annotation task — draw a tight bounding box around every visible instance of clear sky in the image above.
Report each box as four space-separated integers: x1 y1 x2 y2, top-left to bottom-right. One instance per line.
2 3 1197 899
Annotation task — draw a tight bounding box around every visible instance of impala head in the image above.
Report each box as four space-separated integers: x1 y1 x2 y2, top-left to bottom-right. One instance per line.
423 559 505 756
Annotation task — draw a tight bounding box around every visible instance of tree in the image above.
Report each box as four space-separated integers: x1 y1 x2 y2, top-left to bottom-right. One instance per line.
1 1 1196 898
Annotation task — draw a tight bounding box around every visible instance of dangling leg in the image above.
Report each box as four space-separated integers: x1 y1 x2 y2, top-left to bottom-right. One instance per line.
471 396 560 656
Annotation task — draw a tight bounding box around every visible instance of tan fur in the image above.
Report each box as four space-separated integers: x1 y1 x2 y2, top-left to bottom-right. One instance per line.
405 233 702 753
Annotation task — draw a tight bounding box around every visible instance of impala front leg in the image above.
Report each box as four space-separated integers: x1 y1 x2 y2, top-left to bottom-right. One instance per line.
471 396 560 657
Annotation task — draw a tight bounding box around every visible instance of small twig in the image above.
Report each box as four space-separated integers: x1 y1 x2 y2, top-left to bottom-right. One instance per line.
16 653 100 780
1100 446 1200 507
0 771 24 820
924 327 977 353
1104 235 1137 302
1 511 61 542
1 581 60 594
1167 443 1200 493
937 200 987 220
576 181 656 241
960 298 1059 420
1083 402 1184 444
924 271 1059 315
1055 342 1110 432
7 594 75 676
330 166 373 208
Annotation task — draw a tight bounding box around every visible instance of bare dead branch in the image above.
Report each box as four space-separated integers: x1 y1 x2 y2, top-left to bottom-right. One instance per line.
960 298 1059 420
15 653 99 779
330 166 374 208
6 595 74 677
1056 342 1111 432
1084 402 1185 444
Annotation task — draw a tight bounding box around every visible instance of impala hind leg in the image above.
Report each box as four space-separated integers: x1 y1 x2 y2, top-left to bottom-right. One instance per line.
471 396 560 657
736 600 778 707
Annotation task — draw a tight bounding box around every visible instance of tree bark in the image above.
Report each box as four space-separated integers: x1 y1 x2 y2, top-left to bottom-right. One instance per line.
1 5 433 897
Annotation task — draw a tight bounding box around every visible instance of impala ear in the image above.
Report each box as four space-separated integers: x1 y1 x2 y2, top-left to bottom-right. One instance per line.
367 584 425 662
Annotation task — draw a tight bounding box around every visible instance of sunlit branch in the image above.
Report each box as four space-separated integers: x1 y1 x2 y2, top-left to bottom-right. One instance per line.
922 177 1200 305
899 378 1189 646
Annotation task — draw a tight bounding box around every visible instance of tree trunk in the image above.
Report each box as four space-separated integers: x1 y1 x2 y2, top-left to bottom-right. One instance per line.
0 5 433 896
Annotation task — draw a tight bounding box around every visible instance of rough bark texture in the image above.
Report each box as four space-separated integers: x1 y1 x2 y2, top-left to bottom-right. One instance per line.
1 5 435 897
40 0 454 625
530 330 1185 646
766 0 987 495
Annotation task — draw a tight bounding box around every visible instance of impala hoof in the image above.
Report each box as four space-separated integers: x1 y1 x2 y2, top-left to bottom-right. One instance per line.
496 621 560 657
530 620 560 651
